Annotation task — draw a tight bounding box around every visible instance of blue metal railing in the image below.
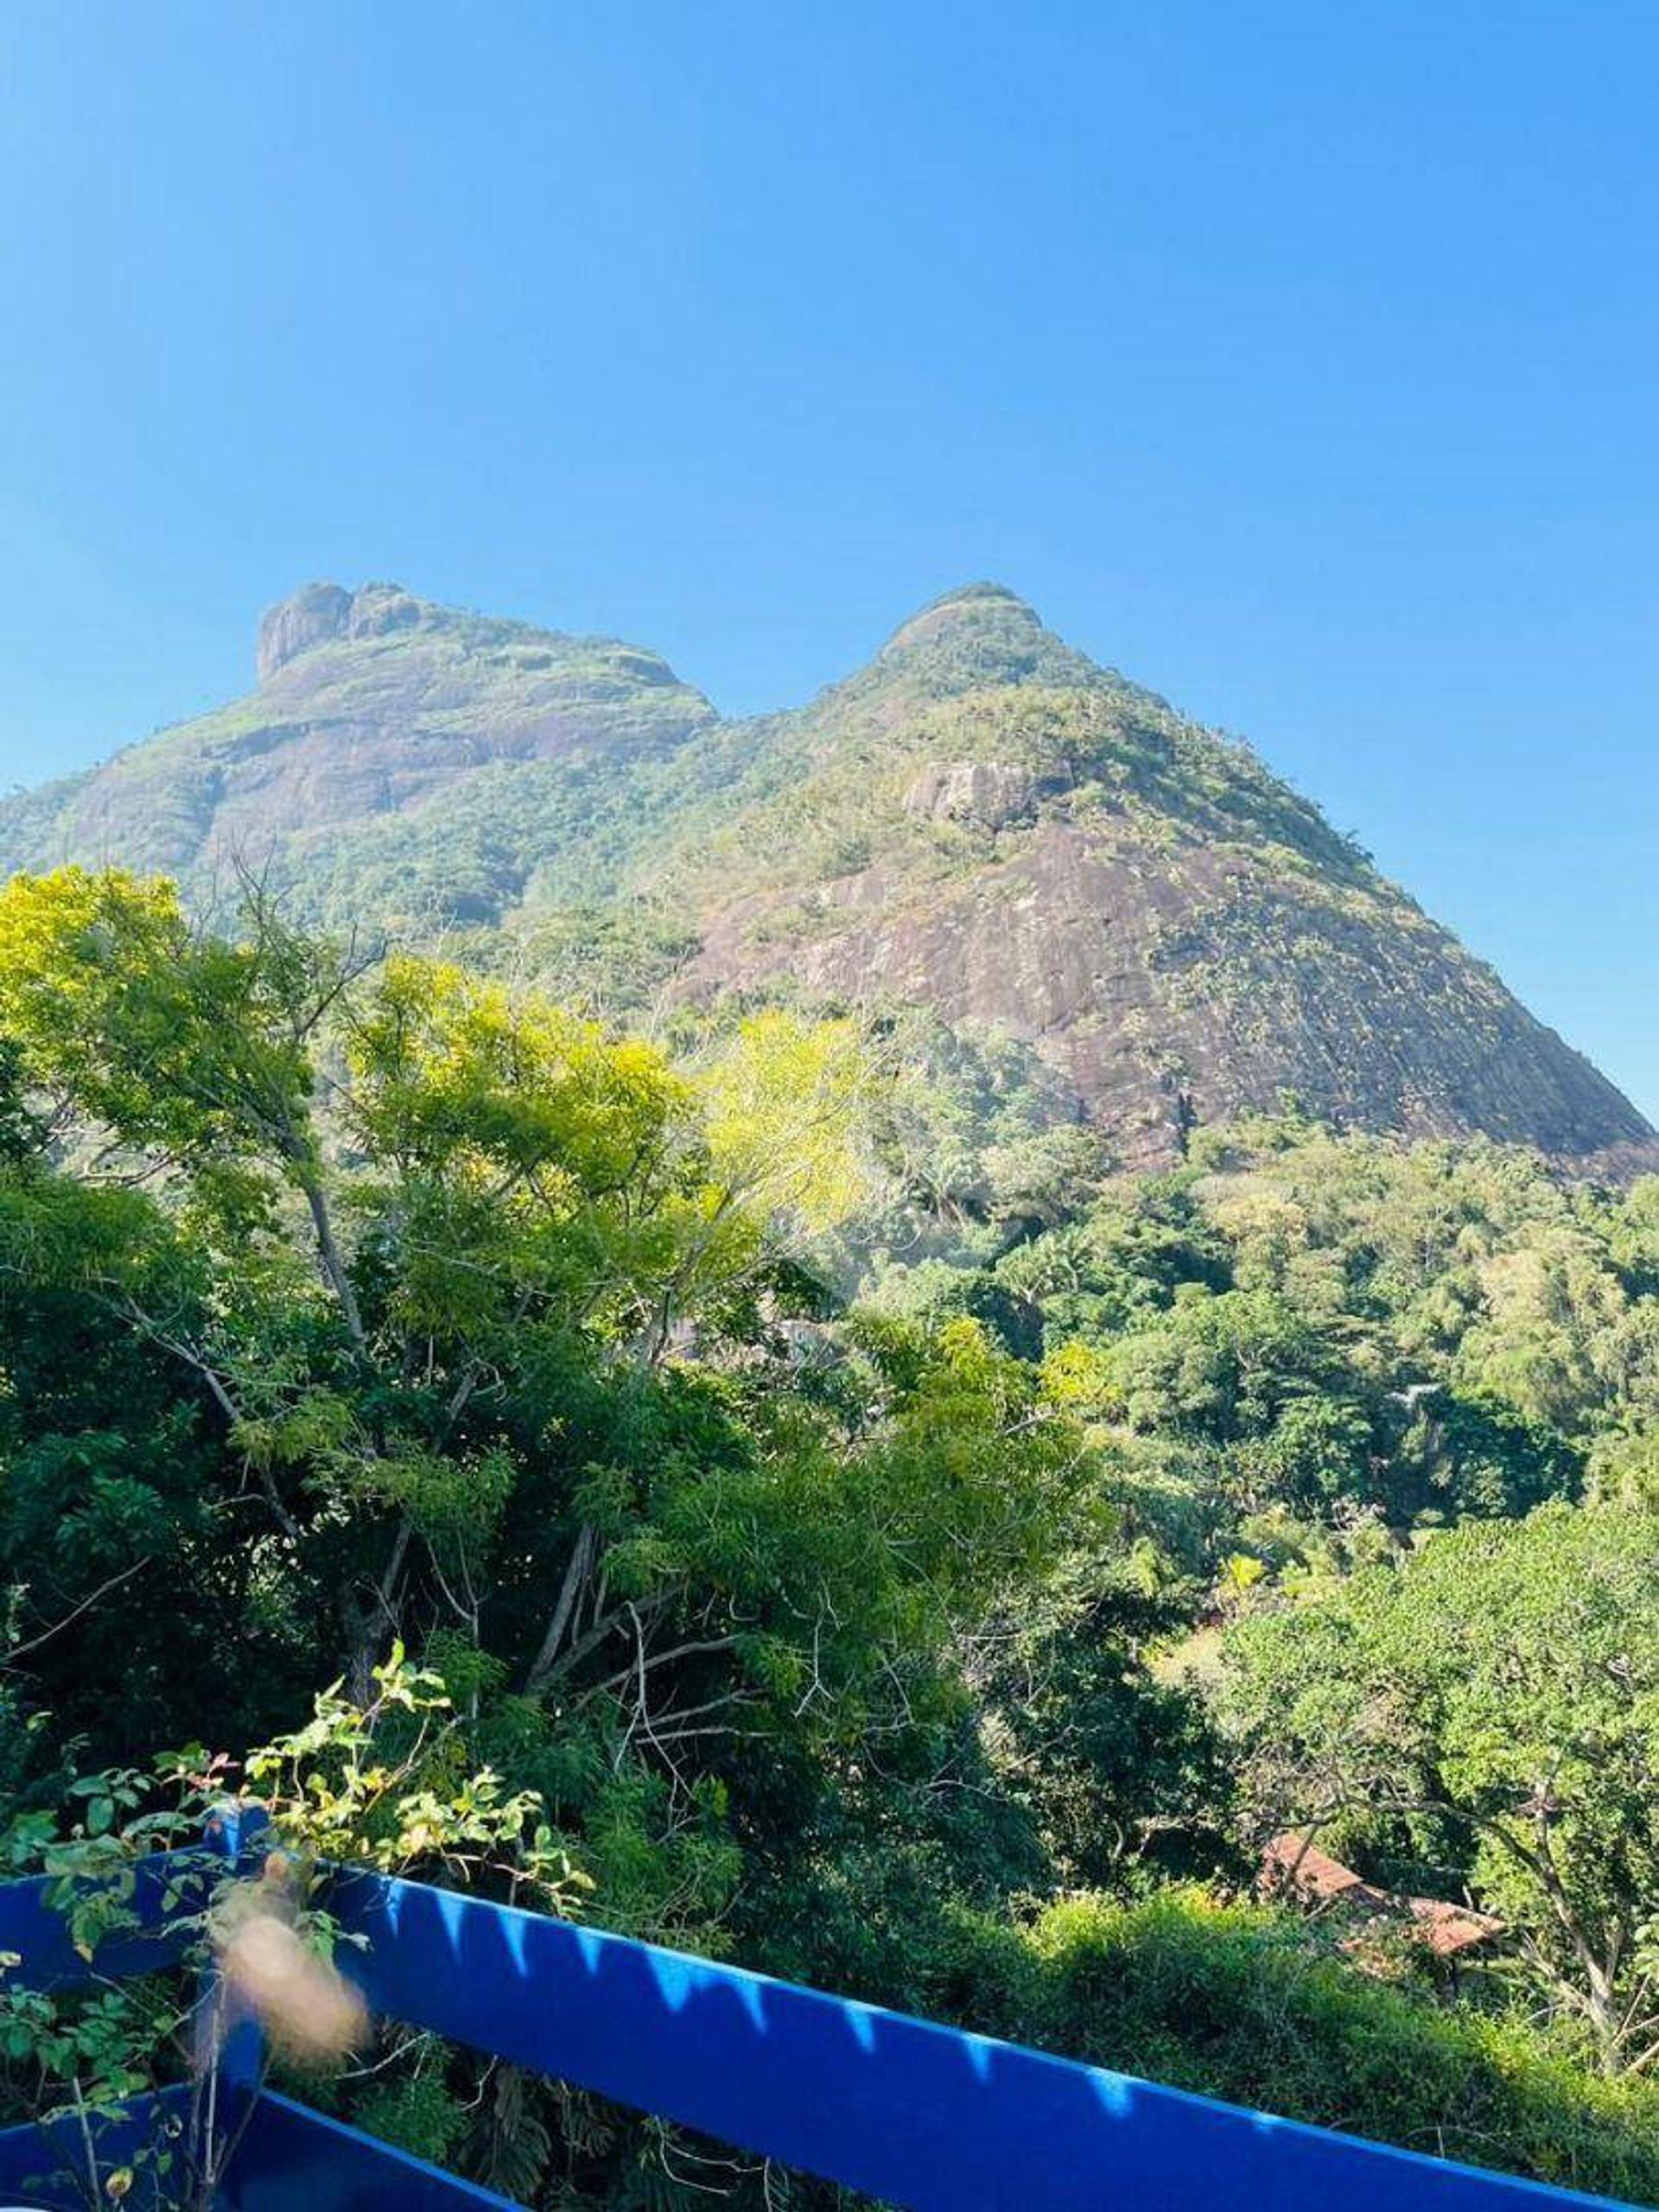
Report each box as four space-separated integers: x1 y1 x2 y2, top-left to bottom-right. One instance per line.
0 1848 1638 2210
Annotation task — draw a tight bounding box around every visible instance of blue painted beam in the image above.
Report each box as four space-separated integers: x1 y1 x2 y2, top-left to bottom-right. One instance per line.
0 1852 1639 2210
0 1848 208 1993
0 2090 524 2211
223 2091 522 2210
329 1869 1636 2212
0 2084 197 2210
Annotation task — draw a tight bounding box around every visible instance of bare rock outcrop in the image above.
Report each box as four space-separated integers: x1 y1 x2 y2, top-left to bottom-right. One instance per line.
2 575 1650 1173
256 583 354 682
904 760 1039 829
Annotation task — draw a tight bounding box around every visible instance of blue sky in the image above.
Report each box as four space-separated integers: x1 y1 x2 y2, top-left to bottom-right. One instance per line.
0 2 1653 1118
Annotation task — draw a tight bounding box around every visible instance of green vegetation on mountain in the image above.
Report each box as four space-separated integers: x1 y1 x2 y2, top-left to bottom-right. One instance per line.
2 579 1649 1173
0 870 1653 2203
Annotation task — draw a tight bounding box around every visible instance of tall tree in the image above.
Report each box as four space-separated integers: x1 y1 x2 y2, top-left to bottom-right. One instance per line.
1224 1502 1659 2074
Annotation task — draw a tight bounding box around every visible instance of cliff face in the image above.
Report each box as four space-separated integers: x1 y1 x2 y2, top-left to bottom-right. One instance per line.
0 583 716 918
0 579 1649 1170
648 587 1651 1169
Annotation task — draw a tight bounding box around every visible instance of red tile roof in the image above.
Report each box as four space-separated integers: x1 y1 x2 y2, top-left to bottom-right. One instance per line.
1262 1833 1503 1959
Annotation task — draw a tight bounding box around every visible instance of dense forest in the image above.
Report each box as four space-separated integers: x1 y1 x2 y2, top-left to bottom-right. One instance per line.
0 868 1653 2205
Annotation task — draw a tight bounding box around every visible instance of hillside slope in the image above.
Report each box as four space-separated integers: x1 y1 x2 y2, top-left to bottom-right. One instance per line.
0 582 717 924
2 578 1649 1172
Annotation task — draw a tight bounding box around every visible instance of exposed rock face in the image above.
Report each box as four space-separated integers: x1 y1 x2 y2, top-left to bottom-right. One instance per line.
904 760 1041 828
683 815 1643 1170
3 585 718 922
257 582 439 682
0 577 1649 1171
257 583 353 681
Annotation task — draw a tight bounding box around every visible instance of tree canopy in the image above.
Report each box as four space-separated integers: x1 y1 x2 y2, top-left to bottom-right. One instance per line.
1224 1503 1659 2074
0 871 1653 2205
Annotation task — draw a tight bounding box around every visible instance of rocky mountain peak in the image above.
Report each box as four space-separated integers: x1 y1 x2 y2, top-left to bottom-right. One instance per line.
880 581 1038 649
256 582 353 682
0 580 1649 1173
863 582 1110 702
255 580 435 683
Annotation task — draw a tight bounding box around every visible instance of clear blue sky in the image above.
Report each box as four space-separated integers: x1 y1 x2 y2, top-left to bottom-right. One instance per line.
0 3 1654 1118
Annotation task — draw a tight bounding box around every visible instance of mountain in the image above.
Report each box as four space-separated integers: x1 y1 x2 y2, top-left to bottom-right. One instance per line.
0 582 717 925
2 579 1650 1173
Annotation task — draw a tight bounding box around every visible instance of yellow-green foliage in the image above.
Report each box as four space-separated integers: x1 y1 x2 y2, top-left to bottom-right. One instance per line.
0 874 1649 2204
695 1009 875 1238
